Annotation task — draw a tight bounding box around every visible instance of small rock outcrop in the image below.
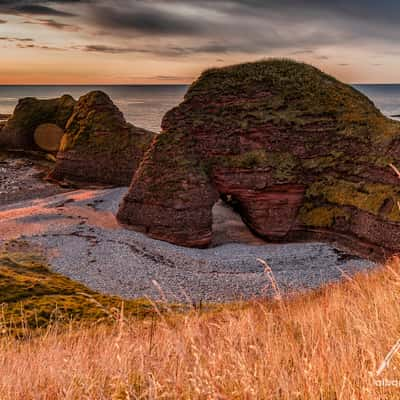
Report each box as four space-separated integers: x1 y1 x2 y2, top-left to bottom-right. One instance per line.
0 95 75 150
49 91 154 186
118 59 400 260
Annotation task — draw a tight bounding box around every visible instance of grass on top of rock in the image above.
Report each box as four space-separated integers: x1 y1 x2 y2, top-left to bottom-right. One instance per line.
184 58 400 143
0 244 158 336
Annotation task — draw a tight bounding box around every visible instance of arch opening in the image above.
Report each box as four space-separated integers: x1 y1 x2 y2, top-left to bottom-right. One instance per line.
33 123 64 152
211 194 266 247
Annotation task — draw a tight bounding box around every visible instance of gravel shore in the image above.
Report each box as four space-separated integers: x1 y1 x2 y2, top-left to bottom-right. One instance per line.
0 185 377 303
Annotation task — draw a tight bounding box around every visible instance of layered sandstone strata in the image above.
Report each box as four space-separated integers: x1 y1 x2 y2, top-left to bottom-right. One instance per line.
118 59 400 260
49 91 154 186
0 95 75 150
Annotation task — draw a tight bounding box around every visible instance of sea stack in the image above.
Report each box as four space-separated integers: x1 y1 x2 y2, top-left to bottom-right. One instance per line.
0 95 75 150
49 91 154 186
117 59 400 259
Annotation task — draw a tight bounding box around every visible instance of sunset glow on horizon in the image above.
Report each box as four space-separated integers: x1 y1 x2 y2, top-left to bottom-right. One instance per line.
1 1 400 85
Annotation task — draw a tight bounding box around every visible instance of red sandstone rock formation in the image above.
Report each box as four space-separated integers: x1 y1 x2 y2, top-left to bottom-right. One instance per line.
117 60 400 260
0 95 75 150
49 91 154 186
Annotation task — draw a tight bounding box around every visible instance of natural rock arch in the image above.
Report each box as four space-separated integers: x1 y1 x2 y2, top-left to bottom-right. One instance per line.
0 95 75 150
117 59 400 260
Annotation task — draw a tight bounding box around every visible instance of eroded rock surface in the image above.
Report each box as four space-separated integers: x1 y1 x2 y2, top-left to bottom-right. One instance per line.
118 59 400 260
49 91 154 186
0 95 75 150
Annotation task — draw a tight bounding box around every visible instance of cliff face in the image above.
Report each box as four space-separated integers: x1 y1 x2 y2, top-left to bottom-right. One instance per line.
118 59 400 259
49 91 154 186
0 95 75 150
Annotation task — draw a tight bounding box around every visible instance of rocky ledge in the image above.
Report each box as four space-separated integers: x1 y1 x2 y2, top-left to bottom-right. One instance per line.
118 59 400 261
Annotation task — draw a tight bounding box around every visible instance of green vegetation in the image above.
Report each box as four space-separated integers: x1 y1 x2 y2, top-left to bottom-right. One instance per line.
217 150 299 181
0 244 157 335
299 205 351 227
305 179 400 221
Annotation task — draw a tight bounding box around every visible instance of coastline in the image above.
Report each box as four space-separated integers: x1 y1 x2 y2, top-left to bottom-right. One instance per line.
0 154 377 303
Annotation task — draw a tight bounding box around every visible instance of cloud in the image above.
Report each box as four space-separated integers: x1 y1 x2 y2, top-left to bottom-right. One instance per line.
3 0 400 65
24 18 80 31
13 4 75 17
0 0 88 17
79 44 148 54
76 42 269 57
16 42 66 50
0 36 34 42
89 3 206 36
0 18 6 23
0 35 65 51
155 75 194 81
73 1 359 58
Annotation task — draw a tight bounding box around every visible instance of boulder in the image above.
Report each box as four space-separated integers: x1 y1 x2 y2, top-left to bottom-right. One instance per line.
49 91 154 186
0 95 75 150
117 59 400 260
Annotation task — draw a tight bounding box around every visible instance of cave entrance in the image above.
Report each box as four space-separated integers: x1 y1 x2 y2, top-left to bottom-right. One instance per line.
211 195 266 247
33 123 64 152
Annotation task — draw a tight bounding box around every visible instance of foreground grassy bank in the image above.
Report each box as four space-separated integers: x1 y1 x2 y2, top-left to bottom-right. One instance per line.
0 253 399 399
0 243 157 335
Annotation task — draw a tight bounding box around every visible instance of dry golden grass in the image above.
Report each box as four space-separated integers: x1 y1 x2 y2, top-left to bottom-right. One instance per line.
1 259 400 399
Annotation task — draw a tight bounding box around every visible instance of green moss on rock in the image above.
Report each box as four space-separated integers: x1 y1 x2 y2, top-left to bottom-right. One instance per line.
305 179 400 221
218 150 299 181
299 205 351 227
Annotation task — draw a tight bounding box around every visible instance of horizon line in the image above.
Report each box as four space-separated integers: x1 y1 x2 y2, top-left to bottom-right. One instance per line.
0 83 192 86
0 82 400 86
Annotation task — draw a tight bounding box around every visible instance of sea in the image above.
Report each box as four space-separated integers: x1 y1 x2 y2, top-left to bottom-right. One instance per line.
0 84 399 132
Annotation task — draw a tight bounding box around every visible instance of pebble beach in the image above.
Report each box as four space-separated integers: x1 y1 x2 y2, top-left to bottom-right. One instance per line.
0 155 377 303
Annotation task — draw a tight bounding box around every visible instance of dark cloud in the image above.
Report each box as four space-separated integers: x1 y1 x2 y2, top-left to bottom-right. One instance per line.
0 0 89 17
77 42 269 57
79 44 149 54
74 0 385 57
89 4 205 36
2 0 400 61
0 18 6 23
14 4 75 16
80 0 400 42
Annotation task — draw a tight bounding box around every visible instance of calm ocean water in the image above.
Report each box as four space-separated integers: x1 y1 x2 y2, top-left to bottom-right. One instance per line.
0 84 399 131
0 85 188 133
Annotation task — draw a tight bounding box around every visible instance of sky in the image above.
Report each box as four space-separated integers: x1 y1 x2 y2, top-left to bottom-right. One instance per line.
0 0 399 84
